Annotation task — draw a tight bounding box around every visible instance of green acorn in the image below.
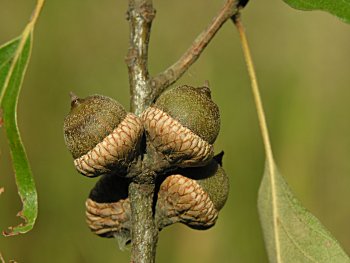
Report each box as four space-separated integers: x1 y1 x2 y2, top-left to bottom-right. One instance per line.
155 158 229 230
141 85 220 168
84 158 229 247
64 93 143 177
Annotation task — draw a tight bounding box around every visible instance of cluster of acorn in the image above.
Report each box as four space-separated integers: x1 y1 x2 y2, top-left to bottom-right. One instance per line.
63 85 229 247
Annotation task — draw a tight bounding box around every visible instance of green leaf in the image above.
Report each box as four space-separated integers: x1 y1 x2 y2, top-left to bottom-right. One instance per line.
234 13 350 263
0 38 20 95
282 0 350 24
0 33 38 236
258 160 350 263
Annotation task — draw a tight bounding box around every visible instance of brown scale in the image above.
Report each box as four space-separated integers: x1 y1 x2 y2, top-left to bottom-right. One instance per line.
142 106 213 168
74 113 143 177
85 158 229 241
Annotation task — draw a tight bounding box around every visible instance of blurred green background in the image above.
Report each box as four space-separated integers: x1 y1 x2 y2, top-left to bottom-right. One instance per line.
1 0 350 262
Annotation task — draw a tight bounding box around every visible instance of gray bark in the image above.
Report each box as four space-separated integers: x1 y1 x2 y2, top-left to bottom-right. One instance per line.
125 1 239 262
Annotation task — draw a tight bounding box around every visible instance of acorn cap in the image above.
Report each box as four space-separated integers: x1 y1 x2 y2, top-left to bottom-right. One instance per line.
155 159 229 230
141 85 220 168
85 174 131 248
64 94 143 177
85 159 229 241
177 158 229 211
156 174 218 229
86 198 130 239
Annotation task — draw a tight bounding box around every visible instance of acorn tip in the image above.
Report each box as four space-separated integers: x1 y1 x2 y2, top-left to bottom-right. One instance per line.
69 92 80 107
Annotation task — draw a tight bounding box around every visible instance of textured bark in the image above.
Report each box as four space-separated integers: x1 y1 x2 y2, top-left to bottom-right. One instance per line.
126 0 155 116
126 1 158 262
125 0 239 262
129 181 157 263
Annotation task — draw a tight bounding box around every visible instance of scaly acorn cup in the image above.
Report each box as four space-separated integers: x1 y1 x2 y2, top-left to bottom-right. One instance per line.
141 85 220 168
85 174 131 249
63 93 143 177
155 157 229 230
84 158 228 245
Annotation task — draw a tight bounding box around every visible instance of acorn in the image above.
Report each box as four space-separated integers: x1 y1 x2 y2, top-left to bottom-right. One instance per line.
85 174 131 249
141 85 220 168
84 159 228 245
63 93 143 177
155 158 229 230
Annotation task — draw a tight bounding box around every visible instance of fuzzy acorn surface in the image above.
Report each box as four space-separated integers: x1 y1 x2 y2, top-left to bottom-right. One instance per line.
85 158 229 240
155 85 220 144
178 158 229 212
142 85 221 168
64 94 127 159
156 158 229 230
64 93 143 177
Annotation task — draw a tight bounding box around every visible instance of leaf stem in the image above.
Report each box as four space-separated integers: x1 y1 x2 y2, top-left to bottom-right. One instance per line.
233 15 281 262
232 16 273 165
28 0 45 28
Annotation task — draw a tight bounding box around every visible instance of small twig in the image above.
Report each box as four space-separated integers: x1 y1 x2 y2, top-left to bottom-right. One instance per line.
126 0 156 115
128 180 158 263
126 1 240 262
126 1 158 263
150 0 239 98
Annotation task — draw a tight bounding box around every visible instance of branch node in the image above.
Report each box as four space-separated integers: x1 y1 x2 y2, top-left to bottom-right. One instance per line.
140 4 156 23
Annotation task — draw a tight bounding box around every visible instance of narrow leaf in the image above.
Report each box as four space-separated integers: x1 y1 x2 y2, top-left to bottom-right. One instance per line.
0 0 44 237
234 16 350 263
0 38 20 97
0 33 38 236
282 0 350 24
258 160 350 262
